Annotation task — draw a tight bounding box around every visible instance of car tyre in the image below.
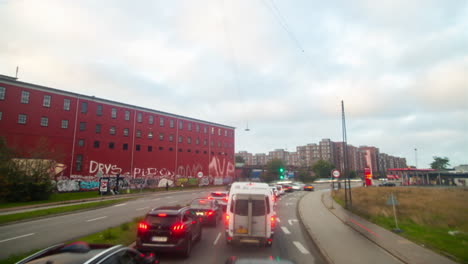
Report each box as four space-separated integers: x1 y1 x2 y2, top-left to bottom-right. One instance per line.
183 237 192 258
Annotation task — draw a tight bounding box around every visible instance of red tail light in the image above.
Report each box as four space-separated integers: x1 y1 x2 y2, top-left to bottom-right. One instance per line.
271 216 276 228
138 222 149 231
206 210 214 216
225 214 230 227
208 196 213 200
171 222 186 232
223 197 228 202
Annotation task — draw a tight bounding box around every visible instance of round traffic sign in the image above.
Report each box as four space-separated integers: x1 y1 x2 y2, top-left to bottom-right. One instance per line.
197 171 203 178
332 170 341 178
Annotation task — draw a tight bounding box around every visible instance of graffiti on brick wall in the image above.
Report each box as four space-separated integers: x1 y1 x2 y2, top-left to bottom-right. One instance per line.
56 158 234 192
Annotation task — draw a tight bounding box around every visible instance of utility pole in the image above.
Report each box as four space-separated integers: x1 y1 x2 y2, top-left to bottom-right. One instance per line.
414 148 418 168
342 100 352 209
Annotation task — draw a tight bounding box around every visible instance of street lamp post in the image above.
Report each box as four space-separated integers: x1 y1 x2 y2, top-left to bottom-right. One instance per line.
414 148 418 168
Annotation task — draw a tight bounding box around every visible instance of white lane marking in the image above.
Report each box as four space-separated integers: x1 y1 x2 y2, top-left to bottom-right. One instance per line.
281 227 291 234
113 203 127 207
293 241 310 254
288 219 298 226
0 233 35 243
86 216 107 222
213 232 222 245
276 217 281 223
136 207 149 211
152 198 161 201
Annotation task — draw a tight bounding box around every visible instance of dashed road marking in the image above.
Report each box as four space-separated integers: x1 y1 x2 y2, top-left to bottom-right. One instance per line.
276 217 281 223
288 219 298 225
293 241 310 254
0 233 35 243
113 203 127 207
213 232 222 245
281 226 291 234
136 207 149 211
86 216 107 222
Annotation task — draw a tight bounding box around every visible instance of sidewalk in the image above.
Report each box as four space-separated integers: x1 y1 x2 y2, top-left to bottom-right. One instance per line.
298 190 458 264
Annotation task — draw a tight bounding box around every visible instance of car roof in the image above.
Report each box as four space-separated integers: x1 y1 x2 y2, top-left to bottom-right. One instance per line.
149 206 187 215
17 243 122 264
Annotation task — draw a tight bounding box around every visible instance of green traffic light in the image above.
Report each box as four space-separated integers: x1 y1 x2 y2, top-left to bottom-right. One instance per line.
279 168 284 172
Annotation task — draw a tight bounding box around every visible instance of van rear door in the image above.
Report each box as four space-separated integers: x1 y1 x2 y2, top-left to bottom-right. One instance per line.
232 194 267 238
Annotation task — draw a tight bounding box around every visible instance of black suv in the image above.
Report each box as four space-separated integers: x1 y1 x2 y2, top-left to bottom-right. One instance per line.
17 241 158 264
136 206 202 258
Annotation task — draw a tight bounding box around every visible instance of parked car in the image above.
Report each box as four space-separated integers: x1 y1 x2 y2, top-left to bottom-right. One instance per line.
17 241 159 264
303 184 314 191
282 185 293 192
136 206 202 258
208 191 229 211
379 182 396 187
189 198 222 226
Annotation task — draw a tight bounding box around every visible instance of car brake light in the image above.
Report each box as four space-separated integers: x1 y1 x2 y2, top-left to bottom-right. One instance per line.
138 222 149 231
271 216 275 228
157 213 167 217
223 197 228 201
208 196 213 199
171 222 186 232
207 210 214 216
225 214 230 226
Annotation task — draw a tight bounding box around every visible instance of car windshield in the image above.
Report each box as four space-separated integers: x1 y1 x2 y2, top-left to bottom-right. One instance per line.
210 192 227 197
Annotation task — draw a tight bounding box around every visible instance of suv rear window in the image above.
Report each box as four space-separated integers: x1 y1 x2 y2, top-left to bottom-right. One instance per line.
190 200 212 209
233 199 266 216
146 215 178 225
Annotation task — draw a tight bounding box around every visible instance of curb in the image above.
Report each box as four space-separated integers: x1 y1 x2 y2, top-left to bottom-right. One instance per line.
320 193 410 264
297 192 334 264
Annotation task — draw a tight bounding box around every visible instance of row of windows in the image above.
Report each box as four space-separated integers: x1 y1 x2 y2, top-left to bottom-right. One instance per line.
0 87 233 137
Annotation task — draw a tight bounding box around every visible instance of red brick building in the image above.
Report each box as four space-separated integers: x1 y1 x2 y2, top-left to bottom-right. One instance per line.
0 74 235 191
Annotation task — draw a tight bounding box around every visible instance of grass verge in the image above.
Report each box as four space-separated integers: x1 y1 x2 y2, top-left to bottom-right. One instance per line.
0 198 131 225
333 187 468 263
0 217 143 264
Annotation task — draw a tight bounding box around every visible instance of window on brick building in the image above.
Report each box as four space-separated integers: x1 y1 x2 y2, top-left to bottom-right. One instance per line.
160 117 165 127
81 102 88 113
123 143 128 150
136 130 142 138
170 119 174 128
18 114 27 124
80 122 86 131
43 95 51 107
109 142 115 149
159 133 164 141
75 155 83 171
95 124 101 133
148 146 153 152
40 117 48 127
137 113 142 123
78 139 85 147
63 99 70 111
136 144 141 151
97 105 103 116
94 141 100 148
124 128 129 137
125 110 130 121
149 115 154 125
62 120 68 128
110 126 116 135
21 91 30 104
0 87 5 100
111 108 117 119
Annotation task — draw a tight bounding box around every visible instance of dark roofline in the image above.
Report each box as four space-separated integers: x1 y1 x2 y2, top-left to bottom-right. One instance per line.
0 75 235 130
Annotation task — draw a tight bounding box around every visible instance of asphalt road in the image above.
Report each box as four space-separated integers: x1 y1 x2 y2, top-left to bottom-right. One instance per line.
0 186 330 263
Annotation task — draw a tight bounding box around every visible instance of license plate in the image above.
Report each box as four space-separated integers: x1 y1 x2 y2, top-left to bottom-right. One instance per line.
152 236 167 242
236 228 248 234
196 212 204 216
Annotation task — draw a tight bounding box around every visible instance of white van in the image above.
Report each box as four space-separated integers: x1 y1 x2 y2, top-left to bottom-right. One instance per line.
225 182 276 247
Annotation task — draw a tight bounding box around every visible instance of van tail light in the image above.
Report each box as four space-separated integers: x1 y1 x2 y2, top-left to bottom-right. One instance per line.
171 222 186 232
206 210 214 216
138 222 149 231
271 216 276 228
208 196 214 200
225 214 230 227
223 197 228 202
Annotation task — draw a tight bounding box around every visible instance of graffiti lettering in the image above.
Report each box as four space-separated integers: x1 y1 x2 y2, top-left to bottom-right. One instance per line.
80 181 99 190
89 160 122 175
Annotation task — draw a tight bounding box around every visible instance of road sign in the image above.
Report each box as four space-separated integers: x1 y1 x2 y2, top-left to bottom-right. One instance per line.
197 171 203 178
332 169 341 178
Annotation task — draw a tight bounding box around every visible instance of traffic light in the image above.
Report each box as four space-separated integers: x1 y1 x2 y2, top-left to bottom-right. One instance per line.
279 167 284 179
279 167 284 173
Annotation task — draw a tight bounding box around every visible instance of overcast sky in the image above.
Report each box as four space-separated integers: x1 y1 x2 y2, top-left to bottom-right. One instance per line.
1 0 467 168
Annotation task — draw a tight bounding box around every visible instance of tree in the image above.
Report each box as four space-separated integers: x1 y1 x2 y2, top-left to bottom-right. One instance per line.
349 171 357 179
297 166 315 182
261 158 286 183
311 159 335 178
430 156 450 170
235 155 245 163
